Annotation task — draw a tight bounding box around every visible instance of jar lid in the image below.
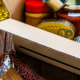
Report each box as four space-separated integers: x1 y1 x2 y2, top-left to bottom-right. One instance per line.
25 1 51 13
63 0 80 10
64 5 80 10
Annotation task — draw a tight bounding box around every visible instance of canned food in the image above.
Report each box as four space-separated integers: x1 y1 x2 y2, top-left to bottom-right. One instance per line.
37 18 76 39
43 0 68 11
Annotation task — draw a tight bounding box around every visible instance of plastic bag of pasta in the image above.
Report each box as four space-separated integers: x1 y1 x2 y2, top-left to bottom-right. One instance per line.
0 49 46 80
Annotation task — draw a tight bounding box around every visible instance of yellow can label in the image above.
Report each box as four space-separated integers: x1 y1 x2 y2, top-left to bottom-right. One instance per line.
37 19 76 39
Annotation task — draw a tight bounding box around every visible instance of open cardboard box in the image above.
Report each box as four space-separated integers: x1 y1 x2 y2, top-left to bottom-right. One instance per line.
1 0 80 75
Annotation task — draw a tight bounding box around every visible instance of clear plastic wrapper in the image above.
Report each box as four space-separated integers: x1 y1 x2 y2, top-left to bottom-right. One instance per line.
0 50 14 77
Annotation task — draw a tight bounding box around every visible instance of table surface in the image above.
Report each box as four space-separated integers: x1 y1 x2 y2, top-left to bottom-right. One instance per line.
0 30 80 80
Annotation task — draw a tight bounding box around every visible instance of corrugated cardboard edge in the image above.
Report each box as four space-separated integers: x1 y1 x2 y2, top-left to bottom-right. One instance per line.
13 34 80 75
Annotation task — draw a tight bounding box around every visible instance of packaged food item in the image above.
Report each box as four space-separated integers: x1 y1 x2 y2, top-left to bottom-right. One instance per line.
0 0 9 21
1 66 23 80
25 0 52 26
57 4 80 37
42 0 68 11
37 18 76 39
0 50 45 80
0 50 14 78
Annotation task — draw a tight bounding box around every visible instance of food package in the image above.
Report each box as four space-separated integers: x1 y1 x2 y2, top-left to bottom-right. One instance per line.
37 18 76 39
1 66 23 80
0 49 45 80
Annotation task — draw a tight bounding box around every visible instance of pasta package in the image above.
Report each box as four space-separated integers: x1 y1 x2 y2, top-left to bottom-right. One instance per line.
1 66 23 80
0 50 45 80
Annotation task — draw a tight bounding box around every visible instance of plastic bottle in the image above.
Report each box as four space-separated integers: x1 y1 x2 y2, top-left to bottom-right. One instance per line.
25 0 52 26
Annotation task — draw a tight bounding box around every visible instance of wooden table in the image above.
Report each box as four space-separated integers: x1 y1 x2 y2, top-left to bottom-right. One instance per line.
0 31 14 55
0 30 80 80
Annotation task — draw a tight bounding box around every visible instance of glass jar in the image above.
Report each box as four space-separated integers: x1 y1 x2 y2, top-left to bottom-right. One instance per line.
57 5 80 37
25 0 52 27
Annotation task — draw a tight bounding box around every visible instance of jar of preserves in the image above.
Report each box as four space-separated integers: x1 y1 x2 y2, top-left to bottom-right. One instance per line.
25 0 52 26
57 5 80 37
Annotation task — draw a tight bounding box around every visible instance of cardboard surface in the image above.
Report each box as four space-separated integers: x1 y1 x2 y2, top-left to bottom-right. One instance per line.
0 18 80 75
3 0 24 22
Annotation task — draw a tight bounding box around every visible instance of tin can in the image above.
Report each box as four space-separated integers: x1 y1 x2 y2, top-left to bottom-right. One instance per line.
37 18 76 39
43 0 68 11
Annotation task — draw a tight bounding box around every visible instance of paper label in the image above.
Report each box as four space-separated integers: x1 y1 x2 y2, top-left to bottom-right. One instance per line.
68 12 80 17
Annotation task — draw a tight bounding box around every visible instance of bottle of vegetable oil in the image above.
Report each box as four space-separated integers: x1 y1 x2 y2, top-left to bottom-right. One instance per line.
0 0 9 21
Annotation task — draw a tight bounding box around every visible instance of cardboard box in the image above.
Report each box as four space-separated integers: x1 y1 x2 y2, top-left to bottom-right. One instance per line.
1 0 80 75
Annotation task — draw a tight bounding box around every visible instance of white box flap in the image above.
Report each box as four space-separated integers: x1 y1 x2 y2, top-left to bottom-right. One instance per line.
0 18 80 59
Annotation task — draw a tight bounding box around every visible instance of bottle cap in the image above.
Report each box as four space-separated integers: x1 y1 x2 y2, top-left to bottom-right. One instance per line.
25 1 51 13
